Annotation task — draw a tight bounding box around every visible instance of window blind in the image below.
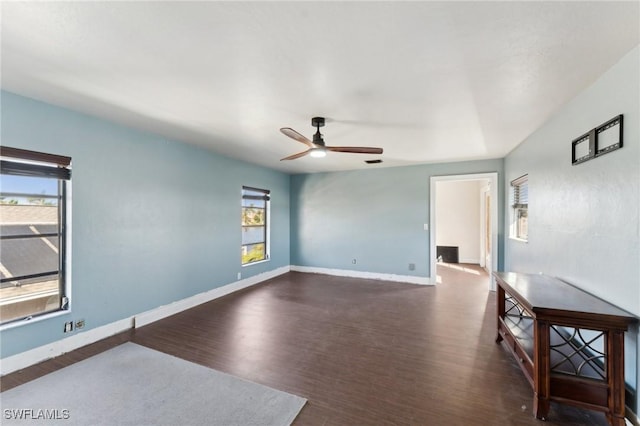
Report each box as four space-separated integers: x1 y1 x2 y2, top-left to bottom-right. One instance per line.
511 175 528 208
1 147 71 180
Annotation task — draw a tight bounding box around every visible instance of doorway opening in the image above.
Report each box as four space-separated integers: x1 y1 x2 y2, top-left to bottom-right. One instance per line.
429 173 499 291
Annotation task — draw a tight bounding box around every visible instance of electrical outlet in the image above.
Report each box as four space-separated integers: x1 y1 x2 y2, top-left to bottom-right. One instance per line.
409 263 416 271
75 319 85 330
352 259 357 264
63 321 73 333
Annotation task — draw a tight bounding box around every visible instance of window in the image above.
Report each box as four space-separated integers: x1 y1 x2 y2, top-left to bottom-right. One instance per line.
241 186 270 265
510 174 528 241
0 147 71 325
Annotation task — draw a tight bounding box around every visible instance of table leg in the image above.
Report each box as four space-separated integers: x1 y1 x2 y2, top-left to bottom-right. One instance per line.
606 331 626 426
533 319 550 420
496 285 505 344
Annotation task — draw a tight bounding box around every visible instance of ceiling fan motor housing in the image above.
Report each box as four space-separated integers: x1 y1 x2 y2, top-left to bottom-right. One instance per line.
312 117 325 146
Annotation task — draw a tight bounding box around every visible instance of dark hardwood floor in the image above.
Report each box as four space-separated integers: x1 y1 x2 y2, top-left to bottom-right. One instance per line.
2 264 610 425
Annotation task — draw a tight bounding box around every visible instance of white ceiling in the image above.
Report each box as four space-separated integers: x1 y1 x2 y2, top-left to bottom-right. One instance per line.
2 2 639 174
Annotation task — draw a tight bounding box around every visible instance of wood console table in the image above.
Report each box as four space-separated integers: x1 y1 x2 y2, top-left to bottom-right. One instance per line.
494 272 637 426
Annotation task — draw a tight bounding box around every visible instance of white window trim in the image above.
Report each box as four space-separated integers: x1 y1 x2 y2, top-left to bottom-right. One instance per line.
241 187 271 266
242 203 271 267
0 152 72 329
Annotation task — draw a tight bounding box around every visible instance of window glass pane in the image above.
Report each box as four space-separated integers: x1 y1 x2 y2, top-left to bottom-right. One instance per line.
0 224 59 238
0 233 60 323
242 226 264 245
0 175 59 204
0 205 59 231
242 207 265 226
516 209 528 240
1 225 35 237
0 238 59 278
242 198 265 208
34 224 58 234
242 243 265 264
241 186 269 265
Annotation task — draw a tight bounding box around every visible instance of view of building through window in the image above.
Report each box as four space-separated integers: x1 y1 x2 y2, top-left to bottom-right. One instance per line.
241 186 270 265
0 148 70 325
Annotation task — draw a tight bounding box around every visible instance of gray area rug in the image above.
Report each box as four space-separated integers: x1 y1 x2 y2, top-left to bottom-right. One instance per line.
1 342 306 425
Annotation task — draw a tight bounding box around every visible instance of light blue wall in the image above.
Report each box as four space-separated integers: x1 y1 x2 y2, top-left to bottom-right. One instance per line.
504 46 639 402
0 91 290 358
290 159 504 278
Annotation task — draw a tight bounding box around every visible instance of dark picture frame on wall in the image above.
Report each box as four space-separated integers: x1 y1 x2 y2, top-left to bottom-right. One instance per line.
595 114 623 157
571 129 595 165
571 114 623 165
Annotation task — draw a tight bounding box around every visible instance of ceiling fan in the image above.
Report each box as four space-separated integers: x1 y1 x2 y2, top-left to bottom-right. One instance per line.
280 117 383 160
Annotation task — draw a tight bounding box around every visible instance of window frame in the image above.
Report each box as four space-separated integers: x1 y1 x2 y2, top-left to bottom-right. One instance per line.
0 147 72 328
509 174 528 242
241 186 270 266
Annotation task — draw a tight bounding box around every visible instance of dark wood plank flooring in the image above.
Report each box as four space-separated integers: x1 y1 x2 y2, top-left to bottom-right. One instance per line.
2 264 610 425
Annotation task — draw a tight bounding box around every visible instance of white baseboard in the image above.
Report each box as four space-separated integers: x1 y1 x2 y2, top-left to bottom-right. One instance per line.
291 265 432 285
459 258 480 265
0 266 290 375
0 317 133 376
134 265 290 328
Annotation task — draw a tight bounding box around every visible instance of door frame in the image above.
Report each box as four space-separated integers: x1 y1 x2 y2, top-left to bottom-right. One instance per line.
429 172 499 290
480 183 491 271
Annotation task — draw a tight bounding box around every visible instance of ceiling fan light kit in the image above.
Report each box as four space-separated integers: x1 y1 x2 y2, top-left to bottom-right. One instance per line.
279 116 383 161
309 148 327 158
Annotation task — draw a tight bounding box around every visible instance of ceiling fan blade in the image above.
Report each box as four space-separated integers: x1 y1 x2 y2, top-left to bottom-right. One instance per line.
280 128 316 148
280 149 311 161
326 146 383 154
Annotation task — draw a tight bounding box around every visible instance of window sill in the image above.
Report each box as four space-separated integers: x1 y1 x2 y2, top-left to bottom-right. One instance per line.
242 258 271 267
0 309 70 331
